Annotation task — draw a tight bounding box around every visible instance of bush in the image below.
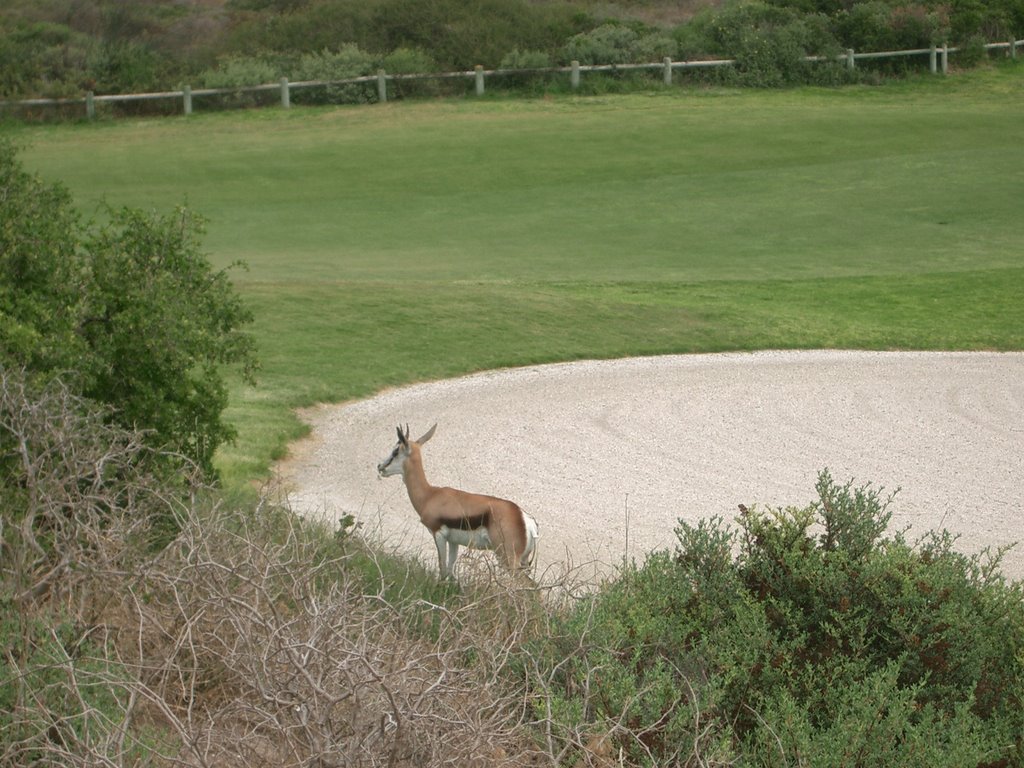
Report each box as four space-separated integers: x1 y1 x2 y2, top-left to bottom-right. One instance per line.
0 20 94 99
86 40 167 94
833 1 949 52
0 140 86 375
563 22 678 65
370 0 582 70
531 470 1024 765
681 1 844 86
500 47 553 70
0 366 178 764
226 0 377 56
0 606 149 765
0 142 257 478
383 47 445 99
292 44 378 104
1 363 545 765
80 206 258 476
201 53 280 89
956 33 990 68
199 53 281 108
495 48 555 92
383 45 436 73
945 0 1024 44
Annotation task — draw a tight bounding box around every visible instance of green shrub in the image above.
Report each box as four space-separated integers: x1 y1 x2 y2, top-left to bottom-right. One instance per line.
383 46 436 73
946 0 1024 44
0 20 94 99
370 0 582 70
531 470 1024 765
87 40 166 94
0 140 85 375
562 22 678 65
226 0 378 56
500 47 553 70
0 143 257 479
681 1 843 86
382 46 445 99
956 33 990 68
200 53 281 107
495 48 555 92
292 44 378 104
201 53 280 89
833 1 949 52
564 23 636 64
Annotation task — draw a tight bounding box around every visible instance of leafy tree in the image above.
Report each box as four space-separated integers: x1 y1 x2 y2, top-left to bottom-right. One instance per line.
0 140 257 477
80 206 258 476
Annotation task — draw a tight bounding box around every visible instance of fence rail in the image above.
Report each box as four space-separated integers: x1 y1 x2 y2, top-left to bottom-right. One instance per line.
3 39 1020 120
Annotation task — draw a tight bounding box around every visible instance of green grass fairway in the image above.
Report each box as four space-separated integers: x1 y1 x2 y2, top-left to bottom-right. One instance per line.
9 64 1024 484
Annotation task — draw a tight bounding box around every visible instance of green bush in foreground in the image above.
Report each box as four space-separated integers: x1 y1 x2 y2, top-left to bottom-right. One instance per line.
536 471 1024 766
0 140 257 478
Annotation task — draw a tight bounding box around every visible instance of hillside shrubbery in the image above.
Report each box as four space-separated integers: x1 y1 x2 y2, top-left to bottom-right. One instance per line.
1 0 1022 102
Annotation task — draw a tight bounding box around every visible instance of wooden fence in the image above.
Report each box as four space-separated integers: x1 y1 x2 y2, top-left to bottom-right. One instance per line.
4 39 1020 120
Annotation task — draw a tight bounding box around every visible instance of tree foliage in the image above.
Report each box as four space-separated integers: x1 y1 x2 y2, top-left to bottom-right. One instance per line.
0 142 86 374
0 140 256 477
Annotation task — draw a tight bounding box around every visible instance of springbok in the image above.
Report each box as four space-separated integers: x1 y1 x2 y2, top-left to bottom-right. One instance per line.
376 424 539 580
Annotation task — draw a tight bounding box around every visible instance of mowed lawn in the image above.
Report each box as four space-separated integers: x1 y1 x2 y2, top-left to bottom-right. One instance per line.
11 64 1024 484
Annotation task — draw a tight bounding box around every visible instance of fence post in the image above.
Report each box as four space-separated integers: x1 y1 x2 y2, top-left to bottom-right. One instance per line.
941 43 949 74
929 45 937 73
377 70 387 103
571 60 580 89
86 91 95 120
846 49 855 70
475 65 484 96
1011 38 1018 59
663 57 673 85
183 84 192 116
280 77 290 109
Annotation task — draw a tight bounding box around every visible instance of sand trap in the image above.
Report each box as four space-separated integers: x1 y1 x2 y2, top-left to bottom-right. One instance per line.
277 350 1024 581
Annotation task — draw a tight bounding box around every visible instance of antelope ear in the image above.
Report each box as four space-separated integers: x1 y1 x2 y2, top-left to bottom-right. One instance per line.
396 426 408 447
416 423 437 445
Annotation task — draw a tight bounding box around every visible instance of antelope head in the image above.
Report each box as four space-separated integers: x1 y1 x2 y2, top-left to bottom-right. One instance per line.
377 423 436 477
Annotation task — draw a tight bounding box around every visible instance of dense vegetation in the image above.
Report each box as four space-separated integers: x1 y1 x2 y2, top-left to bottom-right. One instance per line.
0 139 257 477
539 475 1024 764
2 0 1023 103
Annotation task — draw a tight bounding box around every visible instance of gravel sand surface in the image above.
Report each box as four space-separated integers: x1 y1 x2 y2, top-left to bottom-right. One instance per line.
277 350 1024 581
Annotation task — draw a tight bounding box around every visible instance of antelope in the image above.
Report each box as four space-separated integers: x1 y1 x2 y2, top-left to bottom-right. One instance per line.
376 424 539 581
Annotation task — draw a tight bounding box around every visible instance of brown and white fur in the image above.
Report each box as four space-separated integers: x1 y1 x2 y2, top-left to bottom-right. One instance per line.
377 424 539 580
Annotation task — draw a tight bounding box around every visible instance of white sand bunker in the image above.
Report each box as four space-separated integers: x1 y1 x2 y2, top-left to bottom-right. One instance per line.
279 350 1024 581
